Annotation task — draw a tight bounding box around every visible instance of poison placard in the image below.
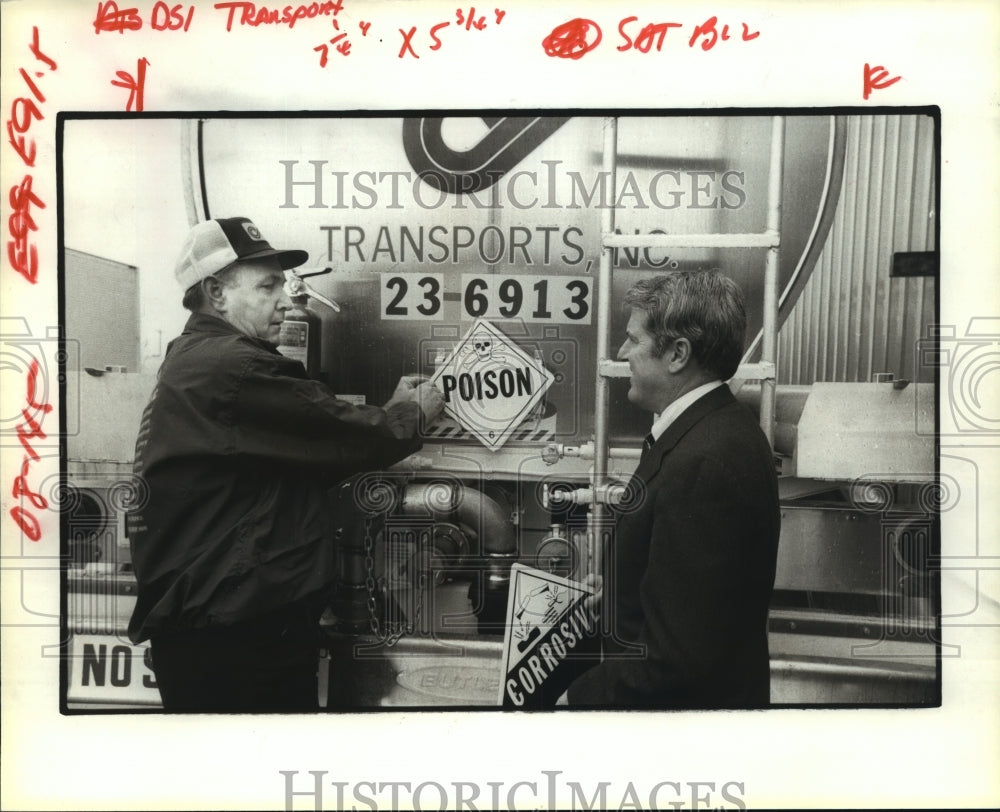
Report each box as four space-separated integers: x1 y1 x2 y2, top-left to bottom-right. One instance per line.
429 319 555 451
498 564 599 709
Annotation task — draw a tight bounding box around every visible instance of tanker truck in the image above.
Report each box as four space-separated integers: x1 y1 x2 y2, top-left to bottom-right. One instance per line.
62 111 939 709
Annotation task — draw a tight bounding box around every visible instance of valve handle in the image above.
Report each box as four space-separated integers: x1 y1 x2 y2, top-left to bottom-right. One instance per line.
298 266 333 279
285 270 341 313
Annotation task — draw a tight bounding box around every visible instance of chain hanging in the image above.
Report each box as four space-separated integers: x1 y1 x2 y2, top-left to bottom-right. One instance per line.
363 514 426 647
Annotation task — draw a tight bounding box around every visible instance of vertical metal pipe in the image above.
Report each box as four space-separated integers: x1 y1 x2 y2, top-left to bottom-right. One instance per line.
590 116 618 581
179 119 206 226
761 116 785 447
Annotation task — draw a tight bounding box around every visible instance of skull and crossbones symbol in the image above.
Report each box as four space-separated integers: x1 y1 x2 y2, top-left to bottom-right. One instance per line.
462 331 505 366
473 333 494 360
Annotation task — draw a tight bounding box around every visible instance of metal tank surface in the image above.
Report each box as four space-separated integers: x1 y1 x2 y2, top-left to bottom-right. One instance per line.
188 113 936 709
193 114 841 446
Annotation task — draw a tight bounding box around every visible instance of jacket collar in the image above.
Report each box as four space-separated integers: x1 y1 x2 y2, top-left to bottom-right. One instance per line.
634 384 737 480
182 311 247 337
168 311 281 354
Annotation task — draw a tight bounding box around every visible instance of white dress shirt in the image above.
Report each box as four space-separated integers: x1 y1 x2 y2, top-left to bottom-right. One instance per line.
648 380 725 443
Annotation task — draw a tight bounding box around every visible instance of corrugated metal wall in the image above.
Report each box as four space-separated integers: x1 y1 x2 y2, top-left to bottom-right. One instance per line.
778 114 936 384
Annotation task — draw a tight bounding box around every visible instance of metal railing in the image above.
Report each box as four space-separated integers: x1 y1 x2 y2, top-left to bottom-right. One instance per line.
587 115 786 580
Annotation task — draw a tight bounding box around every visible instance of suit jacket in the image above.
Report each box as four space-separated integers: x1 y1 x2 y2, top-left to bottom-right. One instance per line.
567 385 780 708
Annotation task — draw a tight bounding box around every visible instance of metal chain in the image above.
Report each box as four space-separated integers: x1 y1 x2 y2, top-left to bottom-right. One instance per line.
363 514 426 647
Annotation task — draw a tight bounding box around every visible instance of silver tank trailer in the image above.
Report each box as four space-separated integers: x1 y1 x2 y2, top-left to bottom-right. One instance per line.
190 114 932 708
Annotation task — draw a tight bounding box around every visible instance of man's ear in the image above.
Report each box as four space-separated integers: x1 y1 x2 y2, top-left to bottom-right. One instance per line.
202 276 227 311
666 337 693 373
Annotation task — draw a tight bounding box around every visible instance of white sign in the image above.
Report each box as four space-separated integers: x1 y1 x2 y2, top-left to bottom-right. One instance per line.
429 319 555 451
460 274 592 324
66 634 162 707
380 273 445 320
498 564 597 709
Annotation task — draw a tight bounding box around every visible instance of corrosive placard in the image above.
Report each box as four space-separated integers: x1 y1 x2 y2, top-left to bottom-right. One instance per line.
429 319 555 451
498 564 599 709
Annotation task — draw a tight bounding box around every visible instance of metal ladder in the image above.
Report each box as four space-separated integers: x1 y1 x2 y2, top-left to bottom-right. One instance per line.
588 115 785 578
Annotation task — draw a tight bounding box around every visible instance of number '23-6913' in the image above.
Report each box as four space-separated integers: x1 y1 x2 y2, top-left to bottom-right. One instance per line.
380 273 591 324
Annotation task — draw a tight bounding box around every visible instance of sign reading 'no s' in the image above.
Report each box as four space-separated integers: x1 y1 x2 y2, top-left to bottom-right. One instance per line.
429 320 555 451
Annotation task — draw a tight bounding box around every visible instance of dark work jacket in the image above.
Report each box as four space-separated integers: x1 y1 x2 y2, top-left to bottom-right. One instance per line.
567 385 780 709
127 313 422 643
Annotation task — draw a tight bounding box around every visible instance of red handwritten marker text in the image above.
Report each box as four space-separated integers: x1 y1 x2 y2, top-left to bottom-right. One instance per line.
10 360 53 542
863 62 902 100
617 17 682 53
5 27 56 168
215 0 344 31
152 2 195 30
545 14 760 58
689 16 759 51
456 7 487 31
5 27 56 285
94 2 195 32
314 16 352 65
112 57 150 111
94 1 143 33
397 7 506 58
542 17 602 60
8 176 46 285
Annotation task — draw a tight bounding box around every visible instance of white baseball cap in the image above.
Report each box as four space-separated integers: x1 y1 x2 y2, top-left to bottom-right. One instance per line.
175 217 308 289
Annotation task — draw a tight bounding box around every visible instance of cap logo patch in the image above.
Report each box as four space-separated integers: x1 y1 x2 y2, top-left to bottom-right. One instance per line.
242 222 262 241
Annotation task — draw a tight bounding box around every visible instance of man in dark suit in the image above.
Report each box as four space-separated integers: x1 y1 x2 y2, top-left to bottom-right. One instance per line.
566 271 780 709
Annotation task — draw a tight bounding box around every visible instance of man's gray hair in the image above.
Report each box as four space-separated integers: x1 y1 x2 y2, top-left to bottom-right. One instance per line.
181 264 239 312
623 271 747 380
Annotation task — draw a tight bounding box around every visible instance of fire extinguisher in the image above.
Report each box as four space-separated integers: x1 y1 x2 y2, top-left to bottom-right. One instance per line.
277 267 339 379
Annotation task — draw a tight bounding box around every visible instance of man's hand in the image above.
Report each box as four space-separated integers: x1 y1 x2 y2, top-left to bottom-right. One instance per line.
385 374 428 406
581 573 603 622
412 381 445 423
384 374 428 411
384 375 445 423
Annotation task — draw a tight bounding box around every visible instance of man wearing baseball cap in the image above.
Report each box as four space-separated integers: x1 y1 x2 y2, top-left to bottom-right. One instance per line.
127 217 444 712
